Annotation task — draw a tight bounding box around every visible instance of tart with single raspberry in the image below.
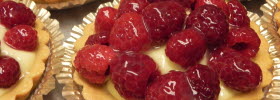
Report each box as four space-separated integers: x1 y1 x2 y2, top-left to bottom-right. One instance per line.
0 1 50 100
72 0 272 100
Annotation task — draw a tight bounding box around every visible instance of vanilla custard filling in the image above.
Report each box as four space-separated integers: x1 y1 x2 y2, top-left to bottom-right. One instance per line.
0 25 36 96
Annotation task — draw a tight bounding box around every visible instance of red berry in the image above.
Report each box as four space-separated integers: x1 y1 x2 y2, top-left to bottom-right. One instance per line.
145 71 194 100
228 0 250 27
166 28 206 68
185 64 220 100
186 5 229 48
226 27 260 58
95 7 118 34
4 25 38 51
195 0 229 16
85 32 110 45
142 1 186 43
0 56 20 88
148 0 195 8
0 1 36 28
74 44 117 84
109 12 151 52
117 0 149 17
110 53 158 99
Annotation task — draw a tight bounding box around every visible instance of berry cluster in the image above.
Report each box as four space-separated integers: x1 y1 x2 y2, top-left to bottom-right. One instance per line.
75 0 263 99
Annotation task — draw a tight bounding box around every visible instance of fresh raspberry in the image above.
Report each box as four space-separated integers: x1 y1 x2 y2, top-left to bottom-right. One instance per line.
147 0 195 8
226 27 260 58
145 71 194 100
110 53 159 99
195 0 229 16
117 0 149 17
228 0 250 27
4 25 38 51
185 64 220 100
109 12 151 52
142 1 186 43
0 1 36 28
0 56 20 88
166 28 206 68
85 32 110 45
186 5 229 48
74 44 117 84
95 7 118 34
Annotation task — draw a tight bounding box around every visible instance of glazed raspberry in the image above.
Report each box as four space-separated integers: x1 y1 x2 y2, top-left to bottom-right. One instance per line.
185 64 220 100
109 12 151 52
110 53 158 99
4 25 38 51
142 1 186 43
146 71 194 100
226 27 260 58
0 56 20 88
195 0 229 16
228 0 250 27
166 28 206 68
95 7 117 34
117 0 149 17
148 0 195 8
85 32 110 45
186 5 229 48
74 44 116 84
219 53 262 92
0 1 36 28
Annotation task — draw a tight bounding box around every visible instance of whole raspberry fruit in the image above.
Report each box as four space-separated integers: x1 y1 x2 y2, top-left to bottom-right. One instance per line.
0 1 36 28
166 28 206 68
109 12 151 52
95 7 118 34
74 44 117 84
117 0 149 17
195 0 229 16
185 64 220 100
110 53 158 99
226 27 260 58
145 71 194 100
85 32 110 46
0 56 20 88
142 1 186 43
228 0 250 27
148 0 195 8
4 25 38 51
186 5 229 48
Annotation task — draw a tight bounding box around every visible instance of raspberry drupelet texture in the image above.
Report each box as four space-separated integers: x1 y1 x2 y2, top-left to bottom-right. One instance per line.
95 7 118 34
195 0 229 16
0 56 20 88
228 0 250 27
117 0 149 17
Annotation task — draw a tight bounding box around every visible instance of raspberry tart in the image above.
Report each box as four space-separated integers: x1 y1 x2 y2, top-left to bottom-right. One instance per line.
0 1 50 100
71 0 272 100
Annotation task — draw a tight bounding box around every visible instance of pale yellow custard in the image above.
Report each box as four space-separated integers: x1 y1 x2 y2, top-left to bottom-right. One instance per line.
0 20 50 100
73 20 272 100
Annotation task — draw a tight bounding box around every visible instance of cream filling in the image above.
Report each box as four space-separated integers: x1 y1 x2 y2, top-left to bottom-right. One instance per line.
0 25 36 96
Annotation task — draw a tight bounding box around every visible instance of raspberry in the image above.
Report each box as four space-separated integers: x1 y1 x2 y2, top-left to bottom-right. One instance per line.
74 44 116 84
109 12 151 52
4 25 38 51
185 64 220 100
85 32 110 45
145 71 194 100
226 27 260 58
95 7 117 34
228 0 250 27
142 1 186 43
110 53 158 99
166 28 206 68
0 56 20 88
186 5 229 48
147 0 195 8
195 0 229 16
0 1 36 28
117 0 149 17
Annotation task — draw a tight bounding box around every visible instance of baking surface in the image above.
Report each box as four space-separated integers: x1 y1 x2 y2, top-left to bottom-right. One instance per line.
46 0 266 100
